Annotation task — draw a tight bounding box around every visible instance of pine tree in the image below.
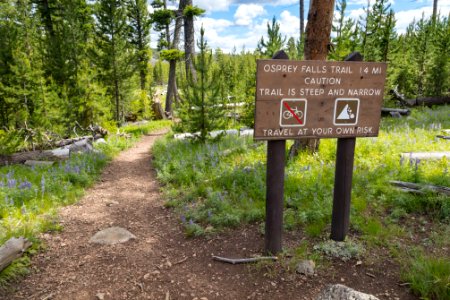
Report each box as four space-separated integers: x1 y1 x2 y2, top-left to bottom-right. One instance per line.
257 17 287 58
176 27 225 143
331 0 358 60
94 0 131 123
425 15 450 96
363 0 396 62
127 0 152 91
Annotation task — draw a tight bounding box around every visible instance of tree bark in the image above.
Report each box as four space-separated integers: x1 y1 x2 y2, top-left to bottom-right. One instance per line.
184 0 197 82
433 0 438 23
300 0 305 40
164 1 184 117
289 0 335 158
0 237 32 272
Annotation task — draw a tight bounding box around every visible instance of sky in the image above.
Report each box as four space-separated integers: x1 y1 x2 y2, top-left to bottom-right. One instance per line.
150 0 450 53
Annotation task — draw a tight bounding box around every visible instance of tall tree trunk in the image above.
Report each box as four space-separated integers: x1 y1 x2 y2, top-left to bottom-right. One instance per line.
165 60 176 115
135 1 146 91
164 1 184 117
184 0 197 82
289 0 335 158
432 0 438 23
300 0 305 40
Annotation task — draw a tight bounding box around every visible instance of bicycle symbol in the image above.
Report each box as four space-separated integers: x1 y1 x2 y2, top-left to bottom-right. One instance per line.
280 98 307 127
282 107 303 120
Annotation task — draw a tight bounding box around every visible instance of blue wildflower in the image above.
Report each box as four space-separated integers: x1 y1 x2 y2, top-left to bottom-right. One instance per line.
19 180 32 190
41 176 45 195
7 179 17 188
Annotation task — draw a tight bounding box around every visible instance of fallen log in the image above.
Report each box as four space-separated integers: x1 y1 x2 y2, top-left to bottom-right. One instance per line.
390 180 450 196
56 136 93 147
390 87 450 107
436 135 450 140
401 152 450 161
0 237 32 272
62 138 93 154
381 107 410 117
0 148 70 166
212 255 278 265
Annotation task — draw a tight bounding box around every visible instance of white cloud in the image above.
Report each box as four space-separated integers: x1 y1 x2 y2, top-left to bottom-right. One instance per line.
234 4 266 26
198 17 234 32
195 0 233 13
279 10 300 38
233 0 297 5
348 8 366 21
347 0 394 5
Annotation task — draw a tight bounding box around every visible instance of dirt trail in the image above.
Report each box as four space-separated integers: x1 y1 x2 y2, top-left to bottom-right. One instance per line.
1 131 416 300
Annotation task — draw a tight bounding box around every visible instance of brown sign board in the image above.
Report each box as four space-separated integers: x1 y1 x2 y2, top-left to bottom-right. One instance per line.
254 60 387 140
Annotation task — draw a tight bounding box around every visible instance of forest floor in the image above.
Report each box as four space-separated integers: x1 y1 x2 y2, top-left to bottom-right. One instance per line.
0 131 418 300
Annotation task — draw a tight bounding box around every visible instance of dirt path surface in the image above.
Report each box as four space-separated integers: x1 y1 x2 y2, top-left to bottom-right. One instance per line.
1 131 417 300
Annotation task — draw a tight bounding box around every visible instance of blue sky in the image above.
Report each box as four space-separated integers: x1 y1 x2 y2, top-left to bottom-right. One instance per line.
150 1 450 52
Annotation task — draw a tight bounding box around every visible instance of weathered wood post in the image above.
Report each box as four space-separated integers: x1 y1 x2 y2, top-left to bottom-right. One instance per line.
331 52 362 241
265 50 289 255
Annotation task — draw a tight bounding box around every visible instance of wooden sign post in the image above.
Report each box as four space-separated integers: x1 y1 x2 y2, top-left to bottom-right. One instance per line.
331 53 362 241
265 51 289 255
256 52 387 252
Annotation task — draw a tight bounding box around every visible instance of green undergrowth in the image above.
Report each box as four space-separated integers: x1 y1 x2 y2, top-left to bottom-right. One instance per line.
402 253 450 300
153 106 449 298
0 120 170 285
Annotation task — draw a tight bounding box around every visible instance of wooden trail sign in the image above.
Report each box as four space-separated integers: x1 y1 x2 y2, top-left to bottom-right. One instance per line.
255 60 387 140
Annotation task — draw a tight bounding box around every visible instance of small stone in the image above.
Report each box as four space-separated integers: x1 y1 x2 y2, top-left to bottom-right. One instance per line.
106 201 119 207
96 293 105 300
315 284 380 300
356 260 362 266
89 227 136 245
296 260 315 276
94 138 107 144
143 273 150 280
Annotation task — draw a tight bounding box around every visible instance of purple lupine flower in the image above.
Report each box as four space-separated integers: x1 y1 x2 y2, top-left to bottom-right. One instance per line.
6 170 14 179
65 164 71 173
19 180 32 190
180 215 186 223
189 219 194 225
73 166 81 174
41 176 45 194
7 179 17 188
207 210 212 219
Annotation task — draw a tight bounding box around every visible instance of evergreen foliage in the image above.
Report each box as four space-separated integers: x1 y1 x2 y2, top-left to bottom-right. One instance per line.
174 28 226 142
257 17 287 58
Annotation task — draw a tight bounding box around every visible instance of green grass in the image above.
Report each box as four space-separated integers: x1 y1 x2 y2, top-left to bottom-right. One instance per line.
0 120 170 285
402 254 450 300
153 106 449 299
154 106 449 233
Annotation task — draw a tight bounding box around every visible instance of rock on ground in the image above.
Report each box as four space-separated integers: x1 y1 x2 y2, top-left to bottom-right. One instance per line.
296 259 315 276
316 284 380 300
89 227 136 245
